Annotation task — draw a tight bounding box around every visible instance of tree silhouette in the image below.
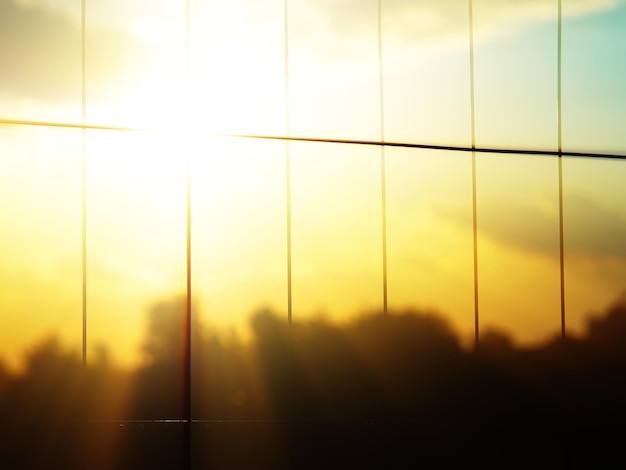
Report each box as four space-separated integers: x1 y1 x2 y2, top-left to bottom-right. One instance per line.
1 294 626 467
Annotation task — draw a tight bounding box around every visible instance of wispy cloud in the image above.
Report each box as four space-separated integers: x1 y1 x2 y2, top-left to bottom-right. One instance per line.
439 190 626 262
1 0 624 105
290 0 623 60
0 0 167 106
0 0 80 101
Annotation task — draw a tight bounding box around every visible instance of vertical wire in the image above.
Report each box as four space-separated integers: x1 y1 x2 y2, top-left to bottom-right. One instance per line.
286 148 292 326
81 0 87 368
184 1 192 467
378 0 388 316
285 0 293 327
378 0 391 427
468 0 479 348
557 0 565 338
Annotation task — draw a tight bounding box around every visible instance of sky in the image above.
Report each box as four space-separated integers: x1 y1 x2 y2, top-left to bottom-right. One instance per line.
1 0 626 369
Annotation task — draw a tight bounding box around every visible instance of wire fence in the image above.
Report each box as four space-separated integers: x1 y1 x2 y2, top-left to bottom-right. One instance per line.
1 0 625 428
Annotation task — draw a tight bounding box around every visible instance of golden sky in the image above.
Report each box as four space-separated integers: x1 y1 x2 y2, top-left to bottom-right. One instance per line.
1 0 626 369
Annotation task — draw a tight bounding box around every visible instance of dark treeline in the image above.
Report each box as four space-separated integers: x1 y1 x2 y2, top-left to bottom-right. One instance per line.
1 295 626 468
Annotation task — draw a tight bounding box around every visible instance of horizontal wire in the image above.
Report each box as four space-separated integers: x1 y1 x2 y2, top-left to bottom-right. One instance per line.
0 118 145 132
238 134 626 160
0 418 429 425
1 117 625 160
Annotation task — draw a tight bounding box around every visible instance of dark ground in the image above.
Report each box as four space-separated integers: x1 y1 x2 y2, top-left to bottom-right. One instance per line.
0 418 624 469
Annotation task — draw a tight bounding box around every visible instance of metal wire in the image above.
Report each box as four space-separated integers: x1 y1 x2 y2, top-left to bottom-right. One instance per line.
378 0 388 316
468 0 480 347
184 0 193 467
284 0 293 327
2 117 625 160
81 0 87 368
557 0 566 338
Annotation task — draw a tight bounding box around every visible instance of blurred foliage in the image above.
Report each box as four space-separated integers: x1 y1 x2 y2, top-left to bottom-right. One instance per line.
1 293 626 468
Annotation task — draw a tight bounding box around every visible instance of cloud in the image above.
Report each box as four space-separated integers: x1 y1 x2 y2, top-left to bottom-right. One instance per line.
0 0 161 106
0 0 81 101
2 0 624 107
289 0 623 60
563 192 626 260
439 191 626 262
